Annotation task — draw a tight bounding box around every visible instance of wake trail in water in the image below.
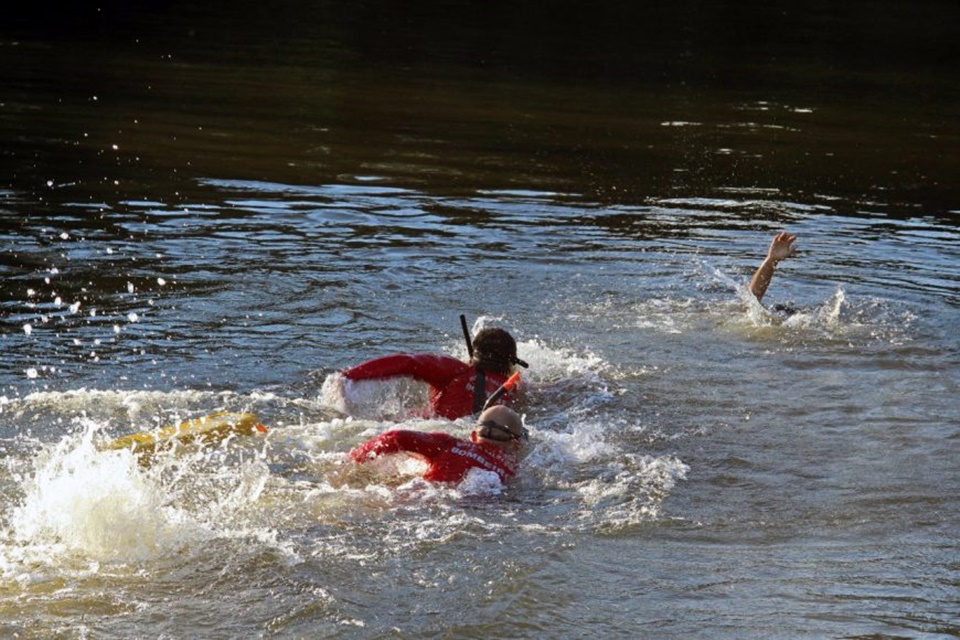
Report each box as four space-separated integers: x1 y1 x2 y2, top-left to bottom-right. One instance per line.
0 331 691 592
317 333 686 529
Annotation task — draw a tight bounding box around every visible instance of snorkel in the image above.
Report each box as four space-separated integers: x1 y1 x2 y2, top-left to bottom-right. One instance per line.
460 314 474 360
482 371 522 411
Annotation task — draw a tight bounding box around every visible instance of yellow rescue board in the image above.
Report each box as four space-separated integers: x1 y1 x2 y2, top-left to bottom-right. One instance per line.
105 411 267 455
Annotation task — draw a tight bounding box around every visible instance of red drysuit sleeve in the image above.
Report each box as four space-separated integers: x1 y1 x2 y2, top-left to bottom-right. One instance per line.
342 354 469 390
349 430 454 464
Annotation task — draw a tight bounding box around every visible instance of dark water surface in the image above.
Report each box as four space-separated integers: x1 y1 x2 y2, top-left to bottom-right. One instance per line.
2 2 959 638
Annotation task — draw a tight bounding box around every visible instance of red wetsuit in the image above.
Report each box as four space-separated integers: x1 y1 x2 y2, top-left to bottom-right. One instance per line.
341 353 518 420
349 430 518 484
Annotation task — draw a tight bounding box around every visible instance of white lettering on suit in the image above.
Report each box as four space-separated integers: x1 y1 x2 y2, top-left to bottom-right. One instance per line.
450 446 500 473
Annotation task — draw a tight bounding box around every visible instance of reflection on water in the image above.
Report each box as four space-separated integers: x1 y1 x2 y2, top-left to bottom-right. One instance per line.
3 1 960 212
2 1 959 637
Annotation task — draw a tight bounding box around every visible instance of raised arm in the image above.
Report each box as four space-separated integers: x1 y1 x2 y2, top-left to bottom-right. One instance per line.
749 232 797 302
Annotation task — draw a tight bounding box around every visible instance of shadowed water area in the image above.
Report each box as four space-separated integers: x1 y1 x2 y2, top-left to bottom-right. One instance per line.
1 2 958 638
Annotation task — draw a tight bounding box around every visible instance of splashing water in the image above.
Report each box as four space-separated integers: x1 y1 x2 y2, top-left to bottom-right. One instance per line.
781 287 845 330
8 419 197 564
320 372 430 421
3 414 275 575
702 262 911 346
0 333 688 613
573 453 690 530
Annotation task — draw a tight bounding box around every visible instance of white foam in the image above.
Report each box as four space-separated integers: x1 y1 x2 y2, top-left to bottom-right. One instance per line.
514 337 607 384
2 411 282 573
458 468 506 496
320 372 430 421
574 454 690 529
9 419 199 563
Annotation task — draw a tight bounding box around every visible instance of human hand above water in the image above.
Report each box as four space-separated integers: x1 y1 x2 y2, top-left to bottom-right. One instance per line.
766 232 797 263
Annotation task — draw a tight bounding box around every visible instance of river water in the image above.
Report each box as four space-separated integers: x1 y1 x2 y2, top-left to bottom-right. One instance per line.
2 2 959 638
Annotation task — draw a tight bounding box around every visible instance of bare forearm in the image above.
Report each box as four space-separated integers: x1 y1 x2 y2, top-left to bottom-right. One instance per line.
750 232 797 302
749 258 778 302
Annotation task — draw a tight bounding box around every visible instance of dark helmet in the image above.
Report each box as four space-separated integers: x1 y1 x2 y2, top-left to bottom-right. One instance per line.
471 328 518 374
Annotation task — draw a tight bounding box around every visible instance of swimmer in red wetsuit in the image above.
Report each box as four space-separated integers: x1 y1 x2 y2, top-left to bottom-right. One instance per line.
341 327 526 420
348 405 529 484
